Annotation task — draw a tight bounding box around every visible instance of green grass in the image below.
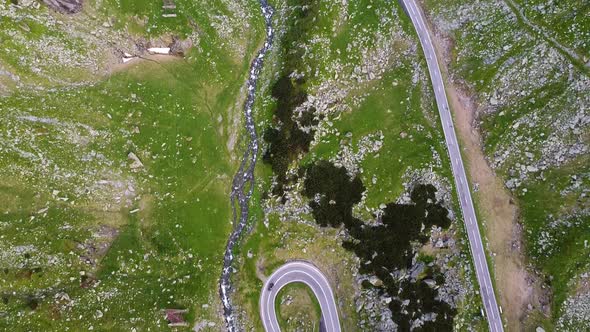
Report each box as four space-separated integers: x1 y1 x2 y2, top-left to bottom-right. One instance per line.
307 67 449 209
275 282 322 331
511 0 590 55
0 2 96 88
510 0 590 68
327 0 386 68
0 0 265 94
235 202 359 331
518 155 590 313
100 0 261 39
0 59 238 330
0 0 266 329
422 0 590 326
480 77 568 158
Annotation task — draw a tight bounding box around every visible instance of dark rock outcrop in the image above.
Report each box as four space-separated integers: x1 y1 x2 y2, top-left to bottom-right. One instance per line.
42 0 83 14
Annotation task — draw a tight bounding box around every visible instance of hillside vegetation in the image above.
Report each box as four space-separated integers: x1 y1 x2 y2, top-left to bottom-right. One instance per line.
233 0 487 331
423 0 589 329
0 0 264 330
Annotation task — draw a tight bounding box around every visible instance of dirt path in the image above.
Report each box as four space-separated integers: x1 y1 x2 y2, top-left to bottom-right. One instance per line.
444 81 537 330
422 15 546 331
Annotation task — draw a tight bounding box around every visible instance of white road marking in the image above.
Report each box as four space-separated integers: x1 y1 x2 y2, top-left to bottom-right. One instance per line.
260 261 341 332
326 0 505 330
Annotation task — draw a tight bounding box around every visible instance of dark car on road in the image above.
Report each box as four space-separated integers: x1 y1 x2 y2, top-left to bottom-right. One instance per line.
267 282 274 291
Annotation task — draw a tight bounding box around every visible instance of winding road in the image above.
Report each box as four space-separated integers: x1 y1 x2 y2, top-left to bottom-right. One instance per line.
401 0 504 331
255 1 502 331
260 261 341 332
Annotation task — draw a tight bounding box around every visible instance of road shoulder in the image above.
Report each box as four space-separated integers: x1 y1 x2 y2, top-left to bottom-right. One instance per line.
416 2 547 328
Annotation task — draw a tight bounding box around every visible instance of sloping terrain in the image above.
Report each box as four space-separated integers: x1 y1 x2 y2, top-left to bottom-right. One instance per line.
0 0 264 330
422 0 589 329
6 0 586 331
232 0 488 331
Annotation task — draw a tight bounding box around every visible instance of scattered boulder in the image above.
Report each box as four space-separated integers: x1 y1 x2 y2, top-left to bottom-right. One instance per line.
128 152 144 170
169 38 193 56
369 275 383 287
42 0 83 14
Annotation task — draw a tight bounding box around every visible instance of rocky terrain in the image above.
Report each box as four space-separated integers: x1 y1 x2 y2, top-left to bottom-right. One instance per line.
5 0 585 331
42 0 83 14
275 283 322 331
0 0 263 330
422 0 589 329
232 0 486 331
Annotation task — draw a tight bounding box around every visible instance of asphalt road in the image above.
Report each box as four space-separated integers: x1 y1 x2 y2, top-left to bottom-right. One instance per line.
400 0 504 331
260 261 341 332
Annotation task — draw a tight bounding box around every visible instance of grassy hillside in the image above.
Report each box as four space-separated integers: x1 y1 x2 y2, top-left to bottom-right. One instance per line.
0 0 264 330
423 0 589 329
233 0 486 331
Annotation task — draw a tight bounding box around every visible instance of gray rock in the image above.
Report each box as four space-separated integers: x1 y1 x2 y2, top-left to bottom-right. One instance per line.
369 275 383 287
423 279 437 288
42 0 83 14
127 152 144 169
410 262 425 279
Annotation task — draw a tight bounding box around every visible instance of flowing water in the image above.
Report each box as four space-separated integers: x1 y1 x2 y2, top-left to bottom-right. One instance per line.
219 1 275 331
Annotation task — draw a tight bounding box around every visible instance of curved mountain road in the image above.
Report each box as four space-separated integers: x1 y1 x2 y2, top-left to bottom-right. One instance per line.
401 0 504 331
260 261 341 332
258 1 503 331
